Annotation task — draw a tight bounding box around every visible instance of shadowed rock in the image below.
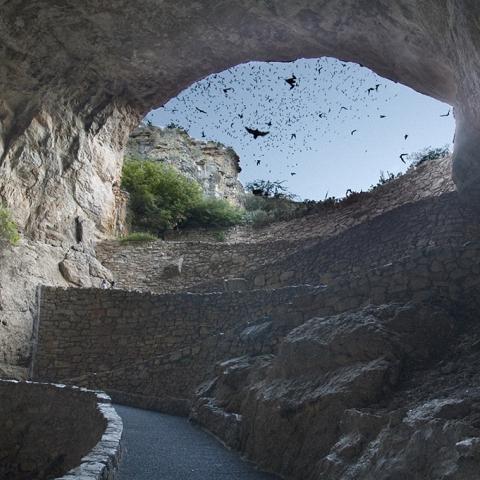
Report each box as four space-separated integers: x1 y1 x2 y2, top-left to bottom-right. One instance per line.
192 301 480 480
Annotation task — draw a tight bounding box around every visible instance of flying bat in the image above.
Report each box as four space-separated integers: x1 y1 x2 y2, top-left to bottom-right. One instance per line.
245 127 270 139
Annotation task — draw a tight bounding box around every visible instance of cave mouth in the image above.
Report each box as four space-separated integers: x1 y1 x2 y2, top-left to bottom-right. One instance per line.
143 57 455 202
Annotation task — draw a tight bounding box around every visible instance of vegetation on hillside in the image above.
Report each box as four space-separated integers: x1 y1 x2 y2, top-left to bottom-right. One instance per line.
122 145 451 234
0 205 20 246
243 146 451 227
122 157 244 236
409 145 450 167
243 181 303 227
182 197 244 229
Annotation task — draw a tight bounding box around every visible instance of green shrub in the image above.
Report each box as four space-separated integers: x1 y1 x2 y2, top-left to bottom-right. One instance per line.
122 158 244 233
244 192 308 226
119 232 158 243
244 209 274 227
0 205 19 246
212 230 227 242
410 146 450 167
182 197 244 229
122 158 203 234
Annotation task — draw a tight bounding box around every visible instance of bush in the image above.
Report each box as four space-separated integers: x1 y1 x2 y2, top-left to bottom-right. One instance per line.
410 146 450 167
246 179 293 198
119 232 158 243
122 158 244 233
243 209 274 227
368 171 399 191
182 197 244 229
122 158 203 234
0 205 19 246
243 192 309 227
212 230 227 242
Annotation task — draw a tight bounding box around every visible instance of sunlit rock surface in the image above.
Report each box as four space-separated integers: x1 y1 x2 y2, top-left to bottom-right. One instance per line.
127 125 244 206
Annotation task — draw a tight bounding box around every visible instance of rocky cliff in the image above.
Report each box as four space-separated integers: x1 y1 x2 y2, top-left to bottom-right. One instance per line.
127 125 244 206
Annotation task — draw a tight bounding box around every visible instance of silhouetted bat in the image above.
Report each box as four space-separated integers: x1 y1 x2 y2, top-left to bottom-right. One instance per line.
285 75 298 89
245 127 269 139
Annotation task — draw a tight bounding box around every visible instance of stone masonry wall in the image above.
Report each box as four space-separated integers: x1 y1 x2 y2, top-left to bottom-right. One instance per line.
97 157 457 295
97 238 305 294
172 154 455 244
239 191 480 291
32 241 480 414
98 190 480 295
32 285 324 414
0 380 122 480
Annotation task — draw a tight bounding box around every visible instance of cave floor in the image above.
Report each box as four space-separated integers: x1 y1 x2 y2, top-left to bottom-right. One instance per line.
114 404 279 480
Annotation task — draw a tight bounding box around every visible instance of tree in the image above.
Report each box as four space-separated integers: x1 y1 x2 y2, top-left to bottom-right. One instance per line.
246 180 294 198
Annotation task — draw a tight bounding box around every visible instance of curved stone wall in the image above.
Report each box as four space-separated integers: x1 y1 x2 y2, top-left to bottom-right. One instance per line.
99 190 480 295
241 190 480 291
31 240 480 415
0 380 122 480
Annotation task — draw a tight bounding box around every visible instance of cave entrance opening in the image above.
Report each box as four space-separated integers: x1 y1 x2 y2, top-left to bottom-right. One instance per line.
141 57 455 202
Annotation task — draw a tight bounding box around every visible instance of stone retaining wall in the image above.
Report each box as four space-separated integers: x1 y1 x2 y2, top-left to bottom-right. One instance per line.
240 191 480 291
32 285 323 414
168 155 456 244
97 238 304 294
116 191 476 295
32 241 480 414
0 380 122 480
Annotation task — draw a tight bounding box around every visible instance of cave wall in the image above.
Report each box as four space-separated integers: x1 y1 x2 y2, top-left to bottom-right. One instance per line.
1 0 480 243
0 97 138 243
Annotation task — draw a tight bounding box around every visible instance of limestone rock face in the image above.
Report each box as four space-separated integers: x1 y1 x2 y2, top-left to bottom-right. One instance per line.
0 99 138 243
58 245 113 288
192 301 480 480
0 241 67 366
127 125 244 206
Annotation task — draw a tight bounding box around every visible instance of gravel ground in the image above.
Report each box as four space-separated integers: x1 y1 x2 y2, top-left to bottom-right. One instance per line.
114 404 280 480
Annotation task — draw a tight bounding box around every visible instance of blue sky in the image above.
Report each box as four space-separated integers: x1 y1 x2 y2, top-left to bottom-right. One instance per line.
147 57 455 200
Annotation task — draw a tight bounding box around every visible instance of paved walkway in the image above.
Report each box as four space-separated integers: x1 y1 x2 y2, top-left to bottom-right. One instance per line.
114 404 279 480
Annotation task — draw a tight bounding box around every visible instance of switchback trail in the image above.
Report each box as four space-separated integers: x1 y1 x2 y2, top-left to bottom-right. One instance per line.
115 404 280 480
